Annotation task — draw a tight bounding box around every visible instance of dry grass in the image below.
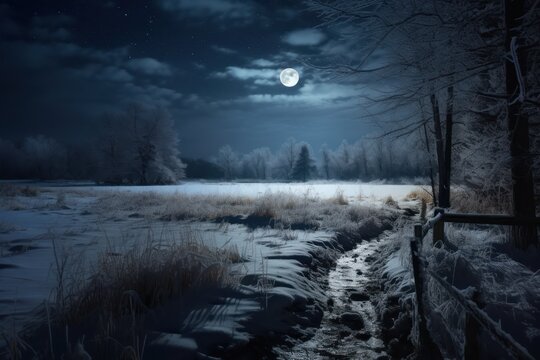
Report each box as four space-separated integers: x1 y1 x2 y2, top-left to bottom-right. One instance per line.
64 235 236 323
93 190 394 234
405 186 511 214
404 188 433 204
10 228 239 359
450 188 511 214
383 195 398 208
329 189 349 206
0 184 40 197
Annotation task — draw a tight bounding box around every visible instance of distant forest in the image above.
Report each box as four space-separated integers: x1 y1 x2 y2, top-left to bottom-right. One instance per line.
0 106 429 183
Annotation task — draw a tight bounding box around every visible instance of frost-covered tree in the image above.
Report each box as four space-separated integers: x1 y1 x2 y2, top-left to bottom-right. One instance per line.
215 145 238 180
320 144 332 180
96 105 185 184
292 145 317 182
308 0 539 246
244 147 273 180
274 137 299 180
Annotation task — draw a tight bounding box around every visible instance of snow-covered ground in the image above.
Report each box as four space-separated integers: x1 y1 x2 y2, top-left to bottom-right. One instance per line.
0 182 408 358
26 180 424 202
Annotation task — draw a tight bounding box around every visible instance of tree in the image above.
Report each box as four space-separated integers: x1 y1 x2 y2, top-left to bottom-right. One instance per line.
292 145 317 182
503 0 537 246
96 105 185 184
215 145 238 180
244 147 273 180
274 137 299 180
308 1 539 248
320 144 332 180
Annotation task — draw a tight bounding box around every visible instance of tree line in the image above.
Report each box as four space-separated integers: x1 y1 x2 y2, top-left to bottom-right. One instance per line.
213 137 428 182
0 105 186 184
0 106 429 183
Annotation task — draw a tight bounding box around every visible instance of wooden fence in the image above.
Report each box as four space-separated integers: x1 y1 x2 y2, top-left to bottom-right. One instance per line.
410 208 540 359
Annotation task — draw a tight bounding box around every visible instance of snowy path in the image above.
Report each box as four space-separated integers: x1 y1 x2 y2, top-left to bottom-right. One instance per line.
277 235 390 359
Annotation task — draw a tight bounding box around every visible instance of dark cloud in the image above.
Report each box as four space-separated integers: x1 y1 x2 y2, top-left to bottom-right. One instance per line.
158 0 256 22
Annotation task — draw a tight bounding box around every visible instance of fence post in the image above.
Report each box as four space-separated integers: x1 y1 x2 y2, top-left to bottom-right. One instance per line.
464 289 483 359
433 208 445 245
411 224 429 347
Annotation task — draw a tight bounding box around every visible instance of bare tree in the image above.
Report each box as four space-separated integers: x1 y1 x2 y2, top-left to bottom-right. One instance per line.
274 137 299 180
215 145 238 181
96 105 185 184
244 147 273 180
320 144 332 180
308 0 539 246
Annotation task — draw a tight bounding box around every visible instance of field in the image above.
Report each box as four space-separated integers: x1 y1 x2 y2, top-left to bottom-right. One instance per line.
0 181 418 359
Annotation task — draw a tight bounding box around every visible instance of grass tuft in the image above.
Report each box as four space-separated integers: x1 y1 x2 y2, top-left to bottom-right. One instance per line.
329 189 349 206
404 188 433 204
12 228 238 359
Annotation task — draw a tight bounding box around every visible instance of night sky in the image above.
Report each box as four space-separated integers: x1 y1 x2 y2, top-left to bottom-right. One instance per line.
0 0 380 158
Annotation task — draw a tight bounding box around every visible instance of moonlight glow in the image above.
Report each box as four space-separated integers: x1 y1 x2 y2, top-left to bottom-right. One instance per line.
280 68 299 87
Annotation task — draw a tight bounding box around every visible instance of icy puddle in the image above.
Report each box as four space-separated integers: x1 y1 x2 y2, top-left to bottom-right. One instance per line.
281 237 388 359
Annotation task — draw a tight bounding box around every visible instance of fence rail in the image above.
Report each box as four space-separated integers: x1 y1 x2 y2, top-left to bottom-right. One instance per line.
410 208 538 360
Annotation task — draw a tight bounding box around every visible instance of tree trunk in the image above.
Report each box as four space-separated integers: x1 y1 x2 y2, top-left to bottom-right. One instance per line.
504 0 537 248
431 93 448 207
423 123 438 207
444 86 454 207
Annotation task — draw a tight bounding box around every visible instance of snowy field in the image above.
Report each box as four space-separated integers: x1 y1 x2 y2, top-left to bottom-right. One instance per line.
0 181 412 358
34 180 424 202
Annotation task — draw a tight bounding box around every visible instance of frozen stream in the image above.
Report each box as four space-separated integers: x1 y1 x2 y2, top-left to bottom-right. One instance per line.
280 237 389 359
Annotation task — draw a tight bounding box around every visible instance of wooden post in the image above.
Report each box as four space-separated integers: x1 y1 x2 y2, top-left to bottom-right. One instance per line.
464 290 483 359
410 226 428 347
433 208 445 245
415 223 423 242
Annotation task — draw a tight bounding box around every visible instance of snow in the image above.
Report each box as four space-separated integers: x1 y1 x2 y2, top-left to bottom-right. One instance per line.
0 181 412 357
0 185 358 357
32 180 422 202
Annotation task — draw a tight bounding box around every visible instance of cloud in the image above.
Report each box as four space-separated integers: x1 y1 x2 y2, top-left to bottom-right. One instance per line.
29 14 74 41
70 64 134 82
251 58 276 67
122 83 183 107
31 27 71 41
158 0 255 21
127 57 173 76
213 66 278 86
247 81 361 106
283 28 326 46
211 45 237 55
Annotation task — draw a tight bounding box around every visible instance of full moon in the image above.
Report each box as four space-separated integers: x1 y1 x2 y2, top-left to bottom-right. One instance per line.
280 68 299 87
